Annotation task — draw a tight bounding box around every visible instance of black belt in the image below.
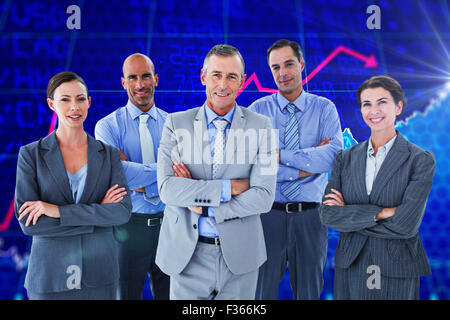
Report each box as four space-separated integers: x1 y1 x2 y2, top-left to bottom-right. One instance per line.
272 202 319 213
198 235 220 246
130 213 163 227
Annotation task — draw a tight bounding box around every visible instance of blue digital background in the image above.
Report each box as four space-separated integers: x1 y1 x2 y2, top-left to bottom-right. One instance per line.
0 0 449 300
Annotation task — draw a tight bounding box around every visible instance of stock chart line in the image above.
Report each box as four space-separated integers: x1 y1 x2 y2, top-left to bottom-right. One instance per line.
0 45 378 232
237 45 378 97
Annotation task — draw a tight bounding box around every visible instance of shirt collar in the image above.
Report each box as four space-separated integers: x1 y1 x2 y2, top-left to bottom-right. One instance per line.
126 100 158 121
276 90 307 113
204 102 236 126
367 134 397 157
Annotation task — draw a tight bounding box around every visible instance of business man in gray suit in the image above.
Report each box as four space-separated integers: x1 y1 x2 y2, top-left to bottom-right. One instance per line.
319 75 435 299
155 44 277 299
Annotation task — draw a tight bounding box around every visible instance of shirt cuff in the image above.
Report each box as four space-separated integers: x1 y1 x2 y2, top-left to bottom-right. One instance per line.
277 164 301 182
280 149 312 171
121 161 157 189
144 182 159 199
221 179 231 202
280 149 295 167
208 206 215 218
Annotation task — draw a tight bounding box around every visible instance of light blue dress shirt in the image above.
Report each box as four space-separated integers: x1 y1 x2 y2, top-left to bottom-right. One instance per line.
95 100 167 214
366 135 397 195
66 164 87 204
249 91 343 202
198 104 233 237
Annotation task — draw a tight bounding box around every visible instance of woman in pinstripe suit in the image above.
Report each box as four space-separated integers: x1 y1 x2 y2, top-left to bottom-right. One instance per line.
319 75 435 300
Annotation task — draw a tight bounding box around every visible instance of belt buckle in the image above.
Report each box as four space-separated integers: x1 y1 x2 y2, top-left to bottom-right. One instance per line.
147 218 162 227
286 203 302 213
214 238 220 246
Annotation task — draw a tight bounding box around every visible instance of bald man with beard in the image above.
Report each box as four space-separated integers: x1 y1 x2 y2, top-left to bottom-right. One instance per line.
95 53 170 300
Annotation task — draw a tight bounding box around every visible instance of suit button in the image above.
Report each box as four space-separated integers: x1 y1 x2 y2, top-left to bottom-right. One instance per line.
193 224 197 229
194 199 198 202
207 199 211 203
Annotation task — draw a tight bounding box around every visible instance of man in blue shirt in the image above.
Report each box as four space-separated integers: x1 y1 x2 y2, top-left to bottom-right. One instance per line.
249 39 343 300
95 53 169 300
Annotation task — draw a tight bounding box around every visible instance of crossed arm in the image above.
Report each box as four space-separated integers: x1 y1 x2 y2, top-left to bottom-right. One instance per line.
15 146 131 236
157 114 277 222
319 149 436 239
172 162 249 214
18 184 127 227
94 119 158 197
323 188 396 220
277 137 331 181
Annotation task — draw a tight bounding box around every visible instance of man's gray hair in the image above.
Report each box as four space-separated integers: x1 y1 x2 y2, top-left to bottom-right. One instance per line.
202 44 245 77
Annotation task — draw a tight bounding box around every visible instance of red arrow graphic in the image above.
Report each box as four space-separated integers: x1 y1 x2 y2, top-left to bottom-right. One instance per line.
237 45 377 97
0 199 14 232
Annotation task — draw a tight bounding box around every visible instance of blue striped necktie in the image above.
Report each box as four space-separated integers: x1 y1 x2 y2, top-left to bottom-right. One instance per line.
280 103 302 200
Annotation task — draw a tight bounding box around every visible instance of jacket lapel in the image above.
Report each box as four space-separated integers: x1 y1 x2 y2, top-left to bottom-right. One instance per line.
225 105 245 157
352 140 370 202
369 132 410 201
41 132 74 204
79 134 105 203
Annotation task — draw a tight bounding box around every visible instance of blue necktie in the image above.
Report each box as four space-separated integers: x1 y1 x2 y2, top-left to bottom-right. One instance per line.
139 113 160 205
212 119 228 179
206 119 228 229
280 103 302 200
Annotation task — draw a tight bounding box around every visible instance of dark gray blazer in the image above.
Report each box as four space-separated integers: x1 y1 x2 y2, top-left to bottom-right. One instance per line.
14 132 132 293
319 132 435 278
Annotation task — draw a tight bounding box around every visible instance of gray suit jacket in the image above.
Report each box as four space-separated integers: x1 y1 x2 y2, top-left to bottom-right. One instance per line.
155 104 277 276
319 132 435 278
14 132 132 293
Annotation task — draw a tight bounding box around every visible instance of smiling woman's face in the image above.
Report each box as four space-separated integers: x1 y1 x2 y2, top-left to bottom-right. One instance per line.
360 86 403 134
47 80 90 129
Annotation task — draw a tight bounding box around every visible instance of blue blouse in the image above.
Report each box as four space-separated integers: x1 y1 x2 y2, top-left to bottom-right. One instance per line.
66 164 88 204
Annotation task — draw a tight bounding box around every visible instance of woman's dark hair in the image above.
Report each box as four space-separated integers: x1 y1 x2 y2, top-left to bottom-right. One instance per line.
356 75 407 117
47 71 89 100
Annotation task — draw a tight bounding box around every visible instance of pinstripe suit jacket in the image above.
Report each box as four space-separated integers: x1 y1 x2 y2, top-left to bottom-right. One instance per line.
319 132 435 278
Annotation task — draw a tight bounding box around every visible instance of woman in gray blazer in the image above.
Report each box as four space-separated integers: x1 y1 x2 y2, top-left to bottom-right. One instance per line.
14 71 132 299
319 75 435 299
